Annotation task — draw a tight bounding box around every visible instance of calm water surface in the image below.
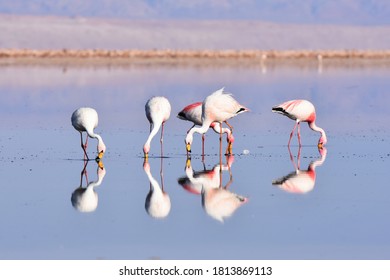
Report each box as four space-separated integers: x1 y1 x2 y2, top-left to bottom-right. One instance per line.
0 61 389 259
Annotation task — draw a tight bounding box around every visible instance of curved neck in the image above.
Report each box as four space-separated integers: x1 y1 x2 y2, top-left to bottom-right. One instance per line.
95 134 104 148
309 148 327 171
188 120 213 138
309 121 326 139
144 167 162 194
87 167 106 188
145 122 162 149
87 129 102 143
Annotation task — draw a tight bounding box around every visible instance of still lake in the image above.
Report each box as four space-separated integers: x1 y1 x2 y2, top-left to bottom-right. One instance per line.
0 60 389 259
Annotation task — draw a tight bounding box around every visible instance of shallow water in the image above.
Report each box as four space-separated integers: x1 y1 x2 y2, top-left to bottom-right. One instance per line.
0 61 389 260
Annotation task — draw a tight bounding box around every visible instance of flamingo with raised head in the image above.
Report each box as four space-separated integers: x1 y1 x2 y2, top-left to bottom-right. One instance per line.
185 88 248 155
71 107 106 161
272 99 327 148
143 96 171 158
178 101 234 155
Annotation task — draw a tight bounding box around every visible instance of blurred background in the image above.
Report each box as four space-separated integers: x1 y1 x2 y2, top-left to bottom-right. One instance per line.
0 0 389 50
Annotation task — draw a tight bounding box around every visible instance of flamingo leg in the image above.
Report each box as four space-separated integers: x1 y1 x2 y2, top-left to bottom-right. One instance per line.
160 122 165 157
160 156 164 191
80 132 89 161
297 122 302 147
80 160 88 187
297 145 302 170
288 121 299 147
202 133 205 160
202 134 205 154
225 155 233 189
219 122 223 165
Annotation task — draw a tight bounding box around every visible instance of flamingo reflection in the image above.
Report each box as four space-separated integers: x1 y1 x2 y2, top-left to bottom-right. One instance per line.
272 147 327 194
71 160 106 212
143 158 171 219
178 156 248 223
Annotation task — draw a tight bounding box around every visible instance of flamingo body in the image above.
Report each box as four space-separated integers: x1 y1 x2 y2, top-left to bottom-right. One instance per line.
202 188 248 223
185 88 248 153
71 107 106 160
272 170 316 194
272 99 327 147
144 96 171 157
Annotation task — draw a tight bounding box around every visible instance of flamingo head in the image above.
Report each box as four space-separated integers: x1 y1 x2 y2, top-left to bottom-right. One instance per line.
185 133 193 153
224 134 234 155
96 142 106 160
143 160 150 172
143 143 150 158
318 135 327 149
227 133 235 144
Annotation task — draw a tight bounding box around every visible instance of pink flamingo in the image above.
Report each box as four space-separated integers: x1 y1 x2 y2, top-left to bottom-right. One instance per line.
272 147 327 194
272 99 327 148
143 96 171 158
178 102 235 155
177 156 247 223
185 88 249 156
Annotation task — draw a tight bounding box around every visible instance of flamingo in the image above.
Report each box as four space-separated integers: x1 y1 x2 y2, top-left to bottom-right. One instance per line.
177 156 248 223
272 99 327 148
71 107 106 161
185 88 248 155
178 102 235 155
71 160 106 213
143 159 171 219
272 147 327 194
143 96 171 158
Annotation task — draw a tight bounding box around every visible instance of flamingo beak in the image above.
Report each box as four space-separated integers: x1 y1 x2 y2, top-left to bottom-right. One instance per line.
186 158 191 168
96 151 104 161
186 143 191 153
144 152 149 159
98 160 104 169
318 142 323 149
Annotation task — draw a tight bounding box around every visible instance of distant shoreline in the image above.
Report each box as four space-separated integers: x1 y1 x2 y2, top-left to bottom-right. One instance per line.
1 49 390 68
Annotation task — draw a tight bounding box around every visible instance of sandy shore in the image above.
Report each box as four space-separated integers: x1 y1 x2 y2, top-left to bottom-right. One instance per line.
1 49 390 67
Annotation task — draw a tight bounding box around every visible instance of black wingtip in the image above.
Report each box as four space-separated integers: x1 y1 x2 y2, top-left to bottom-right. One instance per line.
236 107 248 114
272 107 284 113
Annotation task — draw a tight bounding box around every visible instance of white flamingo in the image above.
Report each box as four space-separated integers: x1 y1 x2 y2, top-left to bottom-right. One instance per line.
71 161 106 213
143 159 171 219
144 96 171 158
71 107 106 160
